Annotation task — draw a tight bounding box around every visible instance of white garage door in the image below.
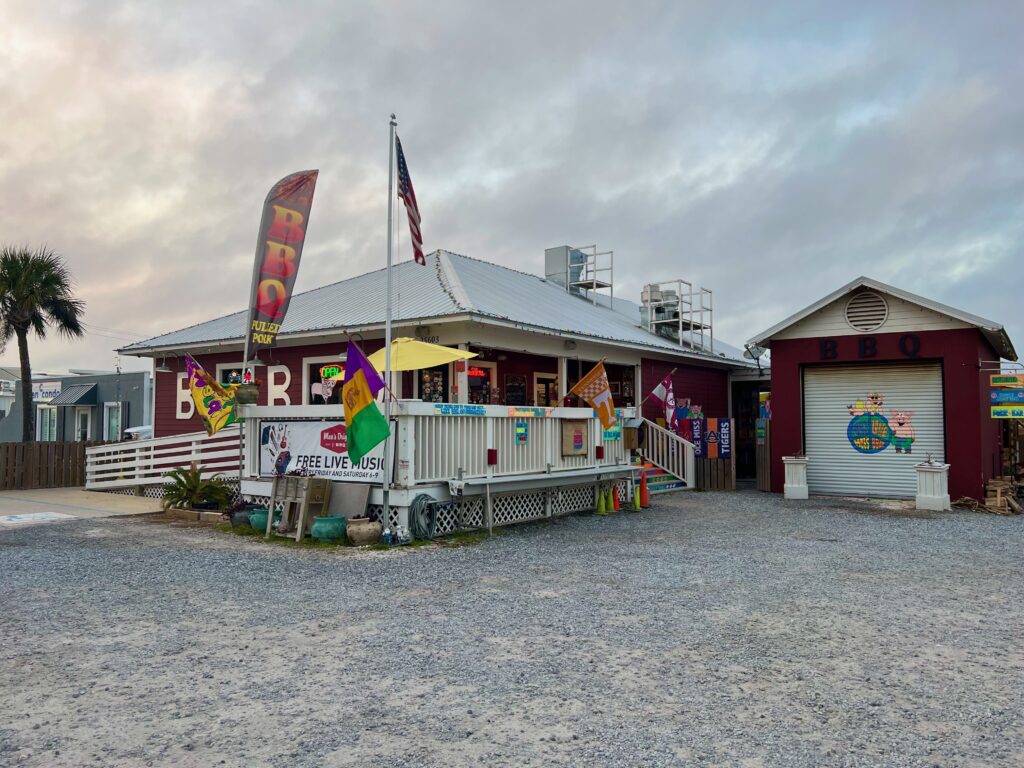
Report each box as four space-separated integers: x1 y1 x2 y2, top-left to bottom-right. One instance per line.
803 362 945 498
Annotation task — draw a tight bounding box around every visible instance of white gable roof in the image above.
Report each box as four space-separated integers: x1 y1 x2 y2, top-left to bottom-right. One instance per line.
748 276 1016 360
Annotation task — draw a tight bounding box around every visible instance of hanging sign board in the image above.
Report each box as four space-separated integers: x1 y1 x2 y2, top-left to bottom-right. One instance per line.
991 405 1024 419
514 420 529 445
991 390 1024 404
990 374 1024 388
561 419 589 456
603 420 622 442
32 381 62 403
258 420 384 482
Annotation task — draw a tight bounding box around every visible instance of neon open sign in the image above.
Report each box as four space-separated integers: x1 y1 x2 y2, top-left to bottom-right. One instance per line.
467 367 488 377
320 364 343 380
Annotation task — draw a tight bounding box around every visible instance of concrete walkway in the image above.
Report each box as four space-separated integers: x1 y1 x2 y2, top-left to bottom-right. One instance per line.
0 488 160 528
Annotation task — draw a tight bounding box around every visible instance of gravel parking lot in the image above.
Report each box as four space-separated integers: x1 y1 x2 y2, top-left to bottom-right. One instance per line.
2 491 1023 767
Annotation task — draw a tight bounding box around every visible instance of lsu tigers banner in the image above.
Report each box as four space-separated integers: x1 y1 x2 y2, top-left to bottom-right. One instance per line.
245 170 319 354
185 355 238 436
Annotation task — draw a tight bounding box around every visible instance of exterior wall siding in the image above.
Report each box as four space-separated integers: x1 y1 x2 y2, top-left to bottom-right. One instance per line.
154 341 376 437
768 328 999 501
772 294 972 340
640 359 729 422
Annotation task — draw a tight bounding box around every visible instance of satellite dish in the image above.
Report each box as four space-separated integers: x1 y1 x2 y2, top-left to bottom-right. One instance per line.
744 344 766 359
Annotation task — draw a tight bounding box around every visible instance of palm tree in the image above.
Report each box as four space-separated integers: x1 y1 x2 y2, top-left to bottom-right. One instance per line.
0 246 85 442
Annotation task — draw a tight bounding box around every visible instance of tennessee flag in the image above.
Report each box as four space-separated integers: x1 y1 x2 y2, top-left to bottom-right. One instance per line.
342 342 390 465
570 362 618 430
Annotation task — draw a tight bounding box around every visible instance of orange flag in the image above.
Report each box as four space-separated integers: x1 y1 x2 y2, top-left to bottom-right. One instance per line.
570 362 618 429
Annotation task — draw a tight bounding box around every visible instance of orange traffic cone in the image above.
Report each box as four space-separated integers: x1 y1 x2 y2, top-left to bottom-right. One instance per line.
612 483 621 511
640 470 651 508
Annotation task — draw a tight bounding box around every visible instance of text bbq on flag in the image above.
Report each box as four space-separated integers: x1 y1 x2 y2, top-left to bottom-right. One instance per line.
395 134 425 266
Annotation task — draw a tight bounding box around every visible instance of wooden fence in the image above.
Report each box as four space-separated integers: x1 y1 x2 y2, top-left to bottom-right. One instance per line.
695 457 736 491
0 440 110 491
756 418 772 492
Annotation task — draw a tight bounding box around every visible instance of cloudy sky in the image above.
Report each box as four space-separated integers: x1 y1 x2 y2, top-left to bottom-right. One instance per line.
1 1 1021 373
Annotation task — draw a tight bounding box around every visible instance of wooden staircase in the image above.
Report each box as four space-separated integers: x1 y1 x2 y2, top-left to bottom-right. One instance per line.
632 418 695 494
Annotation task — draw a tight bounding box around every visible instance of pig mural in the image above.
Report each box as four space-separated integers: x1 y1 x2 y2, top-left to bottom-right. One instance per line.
890 409 915 454
845 393 916 456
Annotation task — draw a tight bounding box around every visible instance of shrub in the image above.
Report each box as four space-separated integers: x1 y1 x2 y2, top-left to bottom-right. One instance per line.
162 463 233 510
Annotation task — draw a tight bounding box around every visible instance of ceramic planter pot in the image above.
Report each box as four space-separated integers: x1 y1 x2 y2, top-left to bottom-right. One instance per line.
247 507 278 531
235 384 260 404
346 517 383 546
311 515 347 543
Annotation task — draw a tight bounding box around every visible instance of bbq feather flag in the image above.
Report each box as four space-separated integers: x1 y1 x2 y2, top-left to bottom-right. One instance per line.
395 134 425 265
342 342 391 465
570 362 618 430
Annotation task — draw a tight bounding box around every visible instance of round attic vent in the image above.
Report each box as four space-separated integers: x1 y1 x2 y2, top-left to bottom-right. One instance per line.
845 291 888 332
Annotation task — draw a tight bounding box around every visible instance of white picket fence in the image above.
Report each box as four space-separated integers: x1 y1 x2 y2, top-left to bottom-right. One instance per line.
85 427 241 490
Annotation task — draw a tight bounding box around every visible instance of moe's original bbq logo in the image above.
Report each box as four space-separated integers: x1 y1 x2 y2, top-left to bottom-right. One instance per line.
320 424 347 454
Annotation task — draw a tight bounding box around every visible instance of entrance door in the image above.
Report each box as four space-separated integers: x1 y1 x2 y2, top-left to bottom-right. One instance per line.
75 407 91 441
534 373 559 407
802 362 944 497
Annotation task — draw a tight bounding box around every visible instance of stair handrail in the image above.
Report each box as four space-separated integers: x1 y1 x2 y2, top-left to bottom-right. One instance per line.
638 417 695 487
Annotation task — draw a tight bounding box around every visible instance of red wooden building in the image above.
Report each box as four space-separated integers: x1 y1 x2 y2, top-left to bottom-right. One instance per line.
748 277 1016 501
121 249 753 442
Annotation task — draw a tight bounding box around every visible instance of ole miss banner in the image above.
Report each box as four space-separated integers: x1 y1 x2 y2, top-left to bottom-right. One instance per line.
245 170 319 354
690 417 731 459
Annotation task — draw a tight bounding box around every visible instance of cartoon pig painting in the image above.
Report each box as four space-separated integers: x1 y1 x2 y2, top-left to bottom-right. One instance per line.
866 392 885 415
890 409 915 453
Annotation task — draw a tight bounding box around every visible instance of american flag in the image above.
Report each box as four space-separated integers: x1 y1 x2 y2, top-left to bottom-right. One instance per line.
395 134 425 266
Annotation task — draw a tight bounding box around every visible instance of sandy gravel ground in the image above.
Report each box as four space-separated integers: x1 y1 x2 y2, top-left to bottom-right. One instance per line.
1 491 1022 767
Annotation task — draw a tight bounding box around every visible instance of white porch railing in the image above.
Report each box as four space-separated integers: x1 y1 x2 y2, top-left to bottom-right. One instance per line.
85 427 241 490
85 401 638 493
637 417 695 488
401 401 632 485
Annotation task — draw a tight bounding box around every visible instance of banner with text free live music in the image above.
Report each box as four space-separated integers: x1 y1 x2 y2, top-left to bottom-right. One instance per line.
245 170 319 354
258 420 385 482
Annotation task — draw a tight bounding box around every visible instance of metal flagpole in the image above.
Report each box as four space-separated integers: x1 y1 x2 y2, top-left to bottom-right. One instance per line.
382 113 397 524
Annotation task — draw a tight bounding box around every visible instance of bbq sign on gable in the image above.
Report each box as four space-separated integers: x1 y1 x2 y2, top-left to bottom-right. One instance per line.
258 420 384 482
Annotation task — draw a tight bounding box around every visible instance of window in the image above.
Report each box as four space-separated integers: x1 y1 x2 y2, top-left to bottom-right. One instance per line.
307 362 344 404
37 405 57 441
466 362 497 405
216 365 245 386
302 356 346 404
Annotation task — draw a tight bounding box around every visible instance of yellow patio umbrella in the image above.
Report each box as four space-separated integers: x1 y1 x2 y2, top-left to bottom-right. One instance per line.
366 337 478 372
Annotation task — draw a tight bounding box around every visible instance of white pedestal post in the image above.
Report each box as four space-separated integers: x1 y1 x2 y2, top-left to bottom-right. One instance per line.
915 461 951 511
783 456 809 500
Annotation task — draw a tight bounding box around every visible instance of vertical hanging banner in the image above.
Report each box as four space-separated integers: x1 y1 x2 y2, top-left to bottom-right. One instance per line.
705 417 731 459
245 170 319 355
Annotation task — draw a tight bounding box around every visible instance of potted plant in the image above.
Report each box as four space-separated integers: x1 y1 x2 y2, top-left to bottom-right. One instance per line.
162 463 233 517
224 499 258 528
234 379 261 404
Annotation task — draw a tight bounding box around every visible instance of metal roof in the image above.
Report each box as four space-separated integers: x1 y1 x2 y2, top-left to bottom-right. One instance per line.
48 383 97 406
747 275 1017 361
122 250 752 366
